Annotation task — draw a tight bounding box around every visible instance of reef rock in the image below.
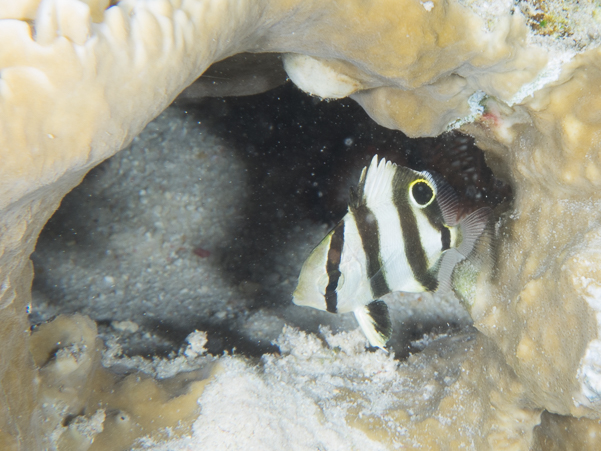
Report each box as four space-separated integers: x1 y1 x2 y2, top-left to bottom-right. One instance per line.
463 47 601 417
2 0 601 448
141 326 541 450
31 314 216 450
533 411 601 451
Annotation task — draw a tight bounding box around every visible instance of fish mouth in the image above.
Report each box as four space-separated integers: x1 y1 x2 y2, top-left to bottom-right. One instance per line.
291 294 301 305
291 283 305 305
291 290 311 307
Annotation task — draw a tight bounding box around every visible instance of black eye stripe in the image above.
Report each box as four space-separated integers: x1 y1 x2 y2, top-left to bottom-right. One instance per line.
412 181 434 206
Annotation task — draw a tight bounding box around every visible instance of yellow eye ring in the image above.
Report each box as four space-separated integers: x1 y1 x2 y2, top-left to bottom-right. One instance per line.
409 179 435 207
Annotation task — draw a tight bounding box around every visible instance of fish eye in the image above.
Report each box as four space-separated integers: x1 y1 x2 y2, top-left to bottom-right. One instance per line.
410 179 435 207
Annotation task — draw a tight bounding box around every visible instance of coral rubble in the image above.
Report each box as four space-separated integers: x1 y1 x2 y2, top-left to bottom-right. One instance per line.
1 0 601 448
141 327 540 450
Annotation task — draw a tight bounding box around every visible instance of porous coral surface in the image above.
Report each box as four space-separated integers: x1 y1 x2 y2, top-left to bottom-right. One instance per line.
138 327 539 450
2 0 601 449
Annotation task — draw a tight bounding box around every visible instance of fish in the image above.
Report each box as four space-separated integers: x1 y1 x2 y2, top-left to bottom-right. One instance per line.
292 155 491 349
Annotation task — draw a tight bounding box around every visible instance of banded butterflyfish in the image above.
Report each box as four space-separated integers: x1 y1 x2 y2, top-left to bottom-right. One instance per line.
293 155 491 349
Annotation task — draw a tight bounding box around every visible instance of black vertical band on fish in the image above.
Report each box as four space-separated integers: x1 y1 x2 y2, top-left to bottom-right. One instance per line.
441 227 451 251
422 204 446 233
351 205 390 299
392 171 439 292
324 220 345 313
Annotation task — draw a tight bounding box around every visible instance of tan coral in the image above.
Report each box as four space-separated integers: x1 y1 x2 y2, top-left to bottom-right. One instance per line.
347 330 541 449
533 411 601 451
0 1 260 447
1 0 601 448
160 327 539 450
30 314 216 450
463 47 601 417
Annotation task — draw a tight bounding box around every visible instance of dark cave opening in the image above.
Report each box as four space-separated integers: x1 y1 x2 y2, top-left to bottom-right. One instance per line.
30 78 511 360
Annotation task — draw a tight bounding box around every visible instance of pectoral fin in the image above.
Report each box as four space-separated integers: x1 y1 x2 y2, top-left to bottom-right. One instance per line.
353 300 392 349
436 207 493 294
457 207 492 258
434 248 463 294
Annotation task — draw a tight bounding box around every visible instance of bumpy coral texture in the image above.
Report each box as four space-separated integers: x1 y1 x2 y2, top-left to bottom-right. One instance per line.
1 0 601 448
464 50 601 417
142 327 540 450
533 411 601 451
30 314 215 450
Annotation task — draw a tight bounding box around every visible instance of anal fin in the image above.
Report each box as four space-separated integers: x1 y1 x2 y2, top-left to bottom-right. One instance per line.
353 300 392 349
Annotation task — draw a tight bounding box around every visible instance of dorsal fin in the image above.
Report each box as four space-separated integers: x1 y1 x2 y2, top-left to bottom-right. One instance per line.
349 166 367 209
349 155 397 210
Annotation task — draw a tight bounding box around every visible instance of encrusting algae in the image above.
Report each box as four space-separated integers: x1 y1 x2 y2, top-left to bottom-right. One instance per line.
1 0 601 449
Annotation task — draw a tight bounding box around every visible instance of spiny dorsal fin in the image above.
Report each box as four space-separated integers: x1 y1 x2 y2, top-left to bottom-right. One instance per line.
349 166 367 209
350 155 397 211
353 300 392 349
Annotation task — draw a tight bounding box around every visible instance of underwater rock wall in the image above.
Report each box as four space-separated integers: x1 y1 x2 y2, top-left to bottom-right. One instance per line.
1 0 601 448
463 48 601 417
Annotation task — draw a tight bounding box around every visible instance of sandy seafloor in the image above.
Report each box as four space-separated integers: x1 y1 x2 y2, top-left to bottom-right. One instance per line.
30 82 508 449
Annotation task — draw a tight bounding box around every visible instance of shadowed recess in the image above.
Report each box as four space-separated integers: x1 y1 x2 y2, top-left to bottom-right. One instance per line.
31 79 511 359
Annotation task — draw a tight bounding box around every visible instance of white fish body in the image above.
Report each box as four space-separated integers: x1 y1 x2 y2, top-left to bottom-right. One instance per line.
293 156 490 349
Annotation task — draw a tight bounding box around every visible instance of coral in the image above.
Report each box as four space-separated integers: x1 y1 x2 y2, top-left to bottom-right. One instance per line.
533 411 601 450
177 53 288 100
30 314 216 450
1 0 601 448
462 48 601 417
139 327 540 450
517 0 601 47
